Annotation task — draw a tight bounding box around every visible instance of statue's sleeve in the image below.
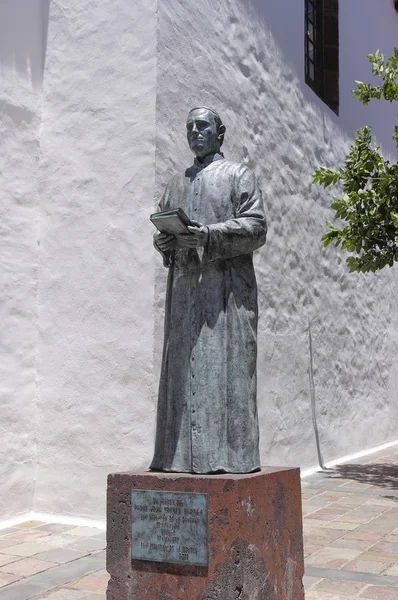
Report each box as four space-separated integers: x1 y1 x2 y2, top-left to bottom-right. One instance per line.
153 187 173 268
206 165 267 261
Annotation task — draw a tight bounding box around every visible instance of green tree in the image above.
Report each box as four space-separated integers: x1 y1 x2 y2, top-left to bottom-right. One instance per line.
313 49 398 273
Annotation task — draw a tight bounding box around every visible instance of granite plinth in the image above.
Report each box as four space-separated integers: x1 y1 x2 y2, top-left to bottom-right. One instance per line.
106 467 304 600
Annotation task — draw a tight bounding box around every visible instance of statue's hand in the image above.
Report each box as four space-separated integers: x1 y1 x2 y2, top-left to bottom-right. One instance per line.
176 221 209 249
154 231 176 252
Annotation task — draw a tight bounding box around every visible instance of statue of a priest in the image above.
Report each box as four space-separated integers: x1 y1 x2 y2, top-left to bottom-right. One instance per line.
150 107 267 474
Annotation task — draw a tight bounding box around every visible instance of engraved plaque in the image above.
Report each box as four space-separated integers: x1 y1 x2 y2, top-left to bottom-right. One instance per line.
131 490 208 566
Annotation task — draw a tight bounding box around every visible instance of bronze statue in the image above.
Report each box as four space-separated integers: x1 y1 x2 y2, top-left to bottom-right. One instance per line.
151 107 267 474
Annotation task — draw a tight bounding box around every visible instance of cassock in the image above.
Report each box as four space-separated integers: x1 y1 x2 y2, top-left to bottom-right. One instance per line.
150 152 267 474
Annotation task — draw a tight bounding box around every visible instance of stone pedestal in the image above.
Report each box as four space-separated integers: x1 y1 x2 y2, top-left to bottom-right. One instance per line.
106 468 304 599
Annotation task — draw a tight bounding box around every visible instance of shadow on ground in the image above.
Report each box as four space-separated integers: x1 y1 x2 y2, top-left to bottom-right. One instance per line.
325 462 398 499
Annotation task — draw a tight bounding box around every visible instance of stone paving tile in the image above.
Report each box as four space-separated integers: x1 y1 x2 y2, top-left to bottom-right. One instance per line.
306 566 398 588
0 550 105 600
371 541 398 554
63 528 104 538
35 525 75 534
358 551 397 566
306 511 345 521
329 538 376 551
90 570 108 579
2 529 53 543
4 541 56 557
303 503 327 515
34 548 90 564
64 571 109 592
359 503 390 512
360 586 398 599
385 534 398 543
0 553 22 566
314 578 368 596
304 543 324 557
305 537 339 551
15 521 46 529
0 529 49 545
303 494 336 506
306 527 349 542
38 535 79 548
343 558 394 575
341 481 373 489
335 494 370 504
304 518 330 530
303 575 323 589
334 499 370 509
0 528 18 537
323 521 361 531
338 515 374 525
0 557 57 577
357 505 385 516
0 572 21 587
344 531 386 543
305 546 363 568
305 592 358 599
38 590 89 599
67 539 106 553
358 520 398 535
304 534 341 552
318 492 351 501
366 498 397 507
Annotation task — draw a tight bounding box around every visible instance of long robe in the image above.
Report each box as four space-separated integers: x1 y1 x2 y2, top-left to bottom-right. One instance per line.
150 153 267 474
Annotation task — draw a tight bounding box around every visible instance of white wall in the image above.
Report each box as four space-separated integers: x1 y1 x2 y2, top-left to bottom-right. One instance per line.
155 0 398 473
2 0 398 521
34 0 157 518
0 0 50 520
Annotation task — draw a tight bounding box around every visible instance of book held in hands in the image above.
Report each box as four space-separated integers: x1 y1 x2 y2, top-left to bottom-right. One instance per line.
150 208 193 235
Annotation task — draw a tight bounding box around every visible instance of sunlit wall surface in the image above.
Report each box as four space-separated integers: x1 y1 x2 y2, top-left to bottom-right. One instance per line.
1 0 397 520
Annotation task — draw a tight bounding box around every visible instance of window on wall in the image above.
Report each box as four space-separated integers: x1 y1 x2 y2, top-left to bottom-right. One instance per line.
305 0 339 114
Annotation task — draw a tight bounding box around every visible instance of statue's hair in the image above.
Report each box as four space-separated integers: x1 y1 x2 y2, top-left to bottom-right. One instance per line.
188 106 225 147
188 106 223 128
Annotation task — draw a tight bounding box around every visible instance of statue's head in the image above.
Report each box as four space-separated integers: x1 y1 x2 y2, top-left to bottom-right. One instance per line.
186 107 226 160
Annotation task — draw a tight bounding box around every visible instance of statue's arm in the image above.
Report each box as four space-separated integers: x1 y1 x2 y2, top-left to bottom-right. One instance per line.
153 190 175 268
206 165 267 261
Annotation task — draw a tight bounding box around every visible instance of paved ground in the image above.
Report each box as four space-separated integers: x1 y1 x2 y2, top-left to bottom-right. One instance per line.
0 522 107 600
0 444 396 599
303 444 398 599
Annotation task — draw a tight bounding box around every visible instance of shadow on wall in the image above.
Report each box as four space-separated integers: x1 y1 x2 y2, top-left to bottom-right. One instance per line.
0 0 50 88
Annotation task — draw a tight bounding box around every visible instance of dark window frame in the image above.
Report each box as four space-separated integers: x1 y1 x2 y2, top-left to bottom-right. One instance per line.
305 0 339 115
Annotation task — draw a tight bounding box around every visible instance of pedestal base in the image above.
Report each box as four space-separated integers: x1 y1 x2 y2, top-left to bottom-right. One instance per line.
106 468 304 599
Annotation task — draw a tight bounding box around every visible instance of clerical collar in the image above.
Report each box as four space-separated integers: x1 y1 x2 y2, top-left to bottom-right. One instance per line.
194 152 224 168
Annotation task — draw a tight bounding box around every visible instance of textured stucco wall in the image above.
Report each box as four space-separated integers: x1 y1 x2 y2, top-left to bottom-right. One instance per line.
34 0 157 518
154 0 398 473
2 0 398 521
0 0 49 520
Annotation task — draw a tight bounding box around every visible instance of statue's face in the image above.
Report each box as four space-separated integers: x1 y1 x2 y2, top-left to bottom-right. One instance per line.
186 109 220 159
